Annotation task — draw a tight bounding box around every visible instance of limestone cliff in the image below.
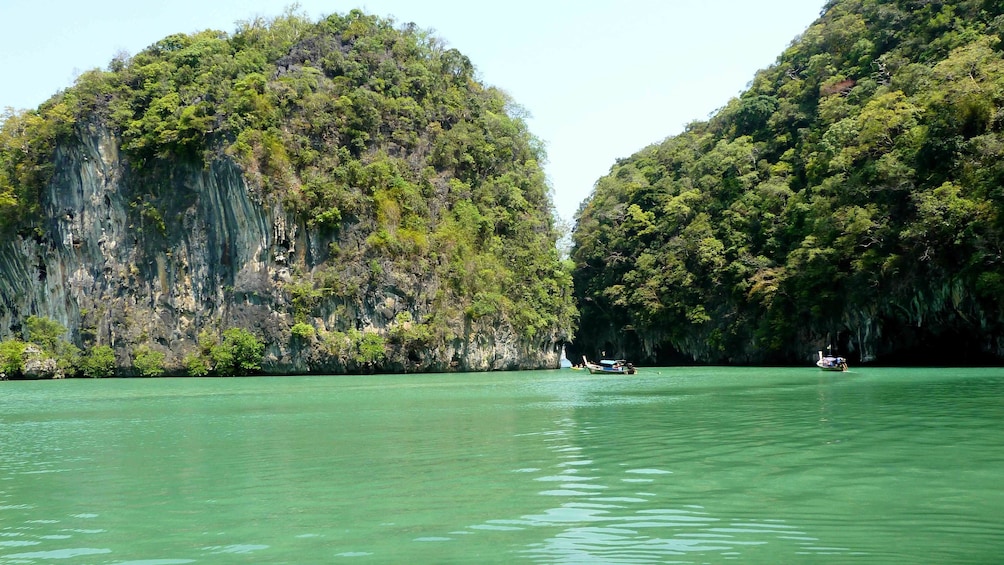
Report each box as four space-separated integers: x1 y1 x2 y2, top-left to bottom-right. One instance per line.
0 122 565 374
0 11 577 374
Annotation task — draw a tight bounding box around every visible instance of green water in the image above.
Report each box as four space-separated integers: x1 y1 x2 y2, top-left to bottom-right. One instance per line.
1 367 1002 564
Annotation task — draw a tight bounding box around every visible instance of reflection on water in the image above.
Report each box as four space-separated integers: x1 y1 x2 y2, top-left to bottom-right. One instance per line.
453 416 858 564
2 369 1004 563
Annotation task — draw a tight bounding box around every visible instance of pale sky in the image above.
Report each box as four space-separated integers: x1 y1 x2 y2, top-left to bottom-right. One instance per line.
0 0 826 222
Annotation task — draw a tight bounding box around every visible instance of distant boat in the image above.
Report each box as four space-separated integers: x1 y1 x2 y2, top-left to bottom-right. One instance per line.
817 350 848 372
583 356 636 375
559 345 573 369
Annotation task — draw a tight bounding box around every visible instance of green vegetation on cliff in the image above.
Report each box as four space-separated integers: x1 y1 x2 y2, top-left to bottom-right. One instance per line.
0 8 575 374
572 0 1004 365
0 315 267 379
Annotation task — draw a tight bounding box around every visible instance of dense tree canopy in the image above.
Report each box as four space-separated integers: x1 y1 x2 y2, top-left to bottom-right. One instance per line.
572 0 1004 365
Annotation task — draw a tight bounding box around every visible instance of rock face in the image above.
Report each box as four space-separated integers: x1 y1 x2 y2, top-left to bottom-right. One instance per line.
20 344 62 379
0 123 559 374
1 13 578 374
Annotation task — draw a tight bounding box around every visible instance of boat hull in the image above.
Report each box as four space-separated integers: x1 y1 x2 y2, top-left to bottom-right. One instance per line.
585 366 633 375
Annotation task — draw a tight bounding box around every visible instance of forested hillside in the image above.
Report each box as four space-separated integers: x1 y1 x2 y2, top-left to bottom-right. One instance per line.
572 0 1004 365
0 9 576 376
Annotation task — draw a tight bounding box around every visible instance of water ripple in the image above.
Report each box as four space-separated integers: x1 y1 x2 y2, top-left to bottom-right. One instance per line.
4 547 111 560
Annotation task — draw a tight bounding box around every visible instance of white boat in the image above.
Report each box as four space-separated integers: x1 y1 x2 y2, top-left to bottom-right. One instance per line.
817 350 848 372
583 356 636 375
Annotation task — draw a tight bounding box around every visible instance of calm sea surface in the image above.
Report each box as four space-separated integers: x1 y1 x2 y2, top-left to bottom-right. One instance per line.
1 367 1002 564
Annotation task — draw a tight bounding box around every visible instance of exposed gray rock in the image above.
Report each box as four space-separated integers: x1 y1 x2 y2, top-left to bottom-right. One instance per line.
21 344 62 379
0 124 559 374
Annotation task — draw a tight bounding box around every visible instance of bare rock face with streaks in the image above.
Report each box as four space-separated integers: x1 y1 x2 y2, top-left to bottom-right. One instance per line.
0 124 559 374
